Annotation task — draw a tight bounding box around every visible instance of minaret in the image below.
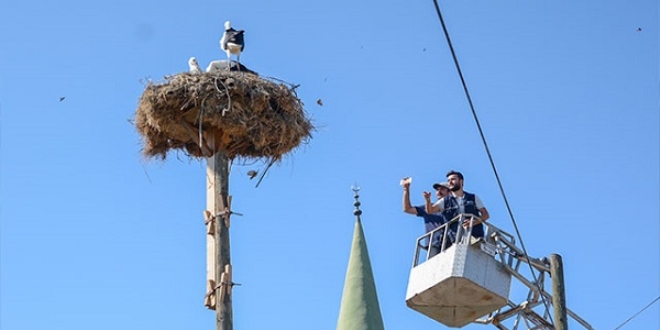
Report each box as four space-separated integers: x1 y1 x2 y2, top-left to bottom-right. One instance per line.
336 186 385 330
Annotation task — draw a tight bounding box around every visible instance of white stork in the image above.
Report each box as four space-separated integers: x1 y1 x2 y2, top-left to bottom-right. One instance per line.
188 57 203 75
220 21 245 68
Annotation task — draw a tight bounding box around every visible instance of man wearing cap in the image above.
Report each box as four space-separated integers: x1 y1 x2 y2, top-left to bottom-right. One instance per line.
424 170 490 239
402 178 452 257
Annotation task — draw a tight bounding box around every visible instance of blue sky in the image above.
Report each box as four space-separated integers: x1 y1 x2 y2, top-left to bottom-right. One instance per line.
1 0 658 329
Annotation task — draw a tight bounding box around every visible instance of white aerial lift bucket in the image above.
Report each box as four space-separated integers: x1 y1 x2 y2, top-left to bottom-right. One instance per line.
405 214 511 327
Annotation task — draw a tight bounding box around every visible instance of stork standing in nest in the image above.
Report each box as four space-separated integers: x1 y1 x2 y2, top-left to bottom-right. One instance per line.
220 21 245 69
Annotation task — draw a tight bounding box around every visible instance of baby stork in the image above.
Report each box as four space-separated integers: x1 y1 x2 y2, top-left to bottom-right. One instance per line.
188 57 203 75
220 21 245 69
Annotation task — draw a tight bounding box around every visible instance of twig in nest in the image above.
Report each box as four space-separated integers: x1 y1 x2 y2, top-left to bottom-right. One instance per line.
263 75 299 90
180 94 195 112
214 76 232 116
197 94 211 153
255 158 276 188
179 119 212 157
198 109 204 152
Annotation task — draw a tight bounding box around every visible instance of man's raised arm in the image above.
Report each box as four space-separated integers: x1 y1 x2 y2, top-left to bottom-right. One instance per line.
424 192 440 214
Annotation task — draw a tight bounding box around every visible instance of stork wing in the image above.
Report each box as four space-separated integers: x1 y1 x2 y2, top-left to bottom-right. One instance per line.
227 30 244 51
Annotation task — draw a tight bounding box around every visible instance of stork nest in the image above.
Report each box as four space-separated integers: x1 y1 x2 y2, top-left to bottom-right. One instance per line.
134 71 314 161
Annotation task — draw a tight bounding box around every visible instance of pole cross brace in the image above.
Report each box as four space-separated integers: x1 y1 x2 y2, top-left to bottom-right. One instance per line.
204 279 217 309
217 208 243 228
203 208 243 231
217 264 242 303
204 210 216 235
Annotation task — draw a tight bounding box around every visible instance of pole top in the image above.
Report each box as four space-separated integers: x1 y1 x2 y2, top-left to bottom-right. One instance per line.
351 185 362 217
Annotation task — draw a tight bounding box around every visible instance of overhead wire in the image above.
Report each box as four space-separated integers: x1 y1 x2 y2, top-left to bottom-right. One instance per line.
430 0 555 322
613 295 660 330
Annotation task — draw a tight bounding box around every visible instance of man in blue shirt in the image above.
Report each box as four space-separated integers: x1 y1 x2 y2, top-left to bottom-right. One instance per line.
402 178 452 257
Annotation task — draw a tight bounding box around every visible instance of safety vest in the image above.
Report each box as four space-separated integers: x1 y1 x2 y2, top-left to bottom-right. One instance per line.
441 192 484 238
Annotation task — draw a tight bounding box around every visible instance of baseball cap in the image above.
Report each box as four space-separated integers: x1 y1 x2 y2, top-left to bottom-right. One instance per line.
433 182 449 190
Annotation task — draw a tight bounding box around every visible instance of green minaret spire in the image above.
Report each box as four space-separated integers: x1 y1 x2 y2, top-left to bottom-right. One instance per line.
336 186 385 330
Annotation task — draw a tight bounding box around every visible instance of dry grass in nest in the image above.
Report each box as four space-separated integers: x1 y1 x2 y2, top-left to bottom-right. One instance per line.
134 71 314 161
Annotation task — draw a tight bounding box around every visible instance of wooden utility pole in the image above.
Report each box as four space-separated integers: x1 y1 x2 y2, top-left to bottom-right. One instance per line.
206 148 233 330
550 253 568 330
